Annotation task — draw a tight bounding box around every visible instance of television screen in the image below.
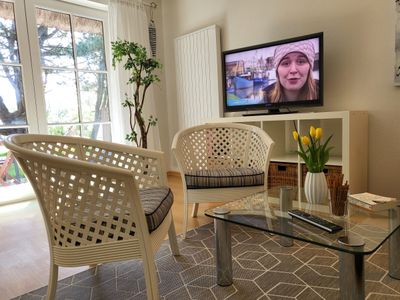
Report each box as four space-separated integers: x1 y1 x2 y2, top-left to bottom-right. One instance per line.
223 32 323 114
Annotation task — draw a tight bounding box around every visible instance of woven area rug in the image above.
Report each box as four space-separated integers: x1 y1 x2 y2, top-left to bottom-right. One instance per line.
14 222 400 300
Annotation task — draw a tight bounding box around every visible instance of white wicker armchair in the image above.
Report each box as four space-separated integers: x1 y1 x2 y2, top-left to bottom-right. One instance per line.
172 123 275 238
5 134 179 300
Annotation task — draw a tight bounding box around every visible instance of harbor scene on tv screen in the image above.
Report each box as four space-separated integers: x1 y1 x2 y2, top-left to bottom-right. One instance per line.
224 36 320 108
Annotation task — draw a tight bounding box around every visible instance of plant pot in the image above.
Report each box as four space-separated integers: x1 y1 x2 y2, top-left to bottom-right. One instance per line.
304 172 328 204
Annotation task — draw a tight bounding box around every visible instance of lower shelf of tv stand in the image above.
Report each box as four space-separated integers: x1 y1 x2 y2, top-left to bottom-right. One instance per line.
271 155 342 166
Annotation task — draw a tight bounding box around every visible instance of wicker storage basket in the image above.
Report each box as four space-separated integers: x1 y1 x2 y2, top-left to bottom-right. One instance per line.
268 162 298 198
268 161 297 186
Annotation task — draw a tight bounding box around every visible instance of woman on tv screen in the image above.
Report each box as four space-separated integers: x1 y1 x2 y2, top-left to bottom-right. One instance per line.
223 33 322 113
264 40 319 103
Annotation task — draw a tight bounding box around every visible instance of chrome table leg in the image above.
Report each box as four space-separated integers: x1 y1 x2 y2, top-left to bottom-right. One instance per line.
339 252 364 300
278 187 293 247
389 207 400 279
214 217 232 286
278 217 293 247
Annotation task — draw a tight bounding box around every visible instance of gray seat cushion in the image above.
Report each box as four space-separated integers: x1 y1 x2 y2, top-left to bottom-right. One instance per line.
185 168 264 189
139 187 174 232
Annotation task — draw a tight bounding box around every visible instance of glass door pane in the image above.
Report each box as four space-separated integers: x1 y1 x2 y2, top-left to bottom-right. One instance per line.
36 8 74 67
0 1 27 126
74 16 110 140
43 69 79 123
0 1 29 187
74 16 106 71
34 7 111 141
0 0 113 203
0 65 27 125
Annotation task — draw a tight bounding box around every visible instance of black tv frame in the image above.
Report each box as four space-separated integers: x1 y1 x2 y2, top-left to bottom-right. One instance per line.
222 32 324 114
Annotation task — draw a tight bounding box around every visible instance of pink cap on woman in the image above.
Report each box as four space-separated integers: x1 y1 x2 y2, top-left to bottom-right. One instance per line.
273 41 315 69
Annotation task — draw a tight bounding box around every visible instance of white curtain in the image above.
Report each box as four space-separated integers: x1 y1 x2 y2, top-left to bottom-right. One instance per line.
109 0 160 149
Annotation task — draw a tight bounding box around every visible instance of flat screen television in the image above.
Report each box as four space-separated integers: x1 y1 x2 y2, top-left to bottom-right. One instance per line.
222 32 323 114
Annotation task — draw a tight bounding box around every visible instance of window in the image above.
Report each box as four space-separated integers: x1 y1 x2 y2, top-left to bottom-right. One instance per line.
0 0 113 190
0 1 29 134
35 8 111 140
0 1 32 189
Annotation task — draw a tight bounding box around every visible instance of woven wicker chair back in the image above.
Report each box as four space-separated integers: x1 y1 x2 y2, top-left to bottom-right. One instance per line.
174 123 273 173
5 134 164 248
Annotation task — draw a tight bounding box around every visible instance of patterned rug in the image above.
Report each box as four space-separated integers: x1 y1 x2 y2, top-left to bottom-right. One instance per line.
13 222 400 300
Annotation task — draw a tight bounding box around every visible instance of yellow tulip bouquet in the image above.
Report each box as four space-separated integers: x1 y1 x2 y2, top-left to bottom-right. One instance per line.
292 126 333 173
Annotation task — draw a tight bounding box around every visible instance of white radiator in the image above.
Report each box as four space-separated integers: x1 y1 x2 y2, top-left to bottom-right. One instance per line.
174 25 222 130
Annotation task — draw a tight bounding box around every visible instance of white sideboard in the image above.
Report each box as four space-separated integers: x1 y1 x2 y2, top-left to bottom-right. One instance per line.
210 111 368 193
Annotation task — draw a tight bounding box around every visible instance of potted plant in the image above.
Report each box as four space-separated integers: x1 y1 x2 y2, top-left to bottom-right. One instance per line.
111 40 161 148
292 126 333 203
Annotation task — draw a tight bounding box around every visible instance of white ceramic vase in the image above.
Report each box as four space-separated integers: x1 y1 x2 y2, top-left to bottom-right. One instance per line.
304 172 328 204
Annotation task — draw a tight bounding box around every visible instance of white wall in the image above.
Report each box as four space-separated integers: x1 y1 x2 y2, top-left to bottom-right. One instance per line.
150 0 172 166
160 0 400 199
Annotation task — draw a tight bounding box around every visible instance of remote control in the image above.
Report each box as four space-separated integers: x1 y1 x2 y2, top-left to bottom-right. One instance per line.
287 209 343 233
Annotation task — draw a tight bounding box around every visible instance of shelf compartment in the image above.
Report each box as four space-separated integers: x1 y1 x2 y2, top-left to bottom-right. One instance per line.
268 162 298 188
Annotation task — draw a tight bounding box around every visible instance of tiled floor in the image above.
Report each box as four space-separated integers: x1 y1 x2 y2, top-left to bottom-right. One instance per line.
0 175 216 300
13 223 400 299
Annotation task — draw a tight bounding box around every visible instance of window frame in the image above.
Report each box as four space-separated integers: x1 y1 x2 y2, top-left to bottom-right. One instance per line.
24 0 118 140
0 0 39 134
0 0 119 201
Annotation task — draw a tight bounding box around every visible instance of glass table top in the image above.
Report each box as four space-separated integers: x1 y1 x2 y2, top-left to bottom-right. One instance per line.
205 189 400 255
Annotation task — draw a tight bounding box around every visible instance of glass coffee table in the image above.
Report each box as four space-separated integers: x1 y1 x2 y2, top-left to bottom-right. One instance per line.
205 188 400 300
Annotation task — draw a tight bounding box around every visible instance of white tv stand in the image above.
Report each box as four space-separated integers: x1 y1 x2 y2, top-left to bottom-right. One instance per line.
210 111 368 193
